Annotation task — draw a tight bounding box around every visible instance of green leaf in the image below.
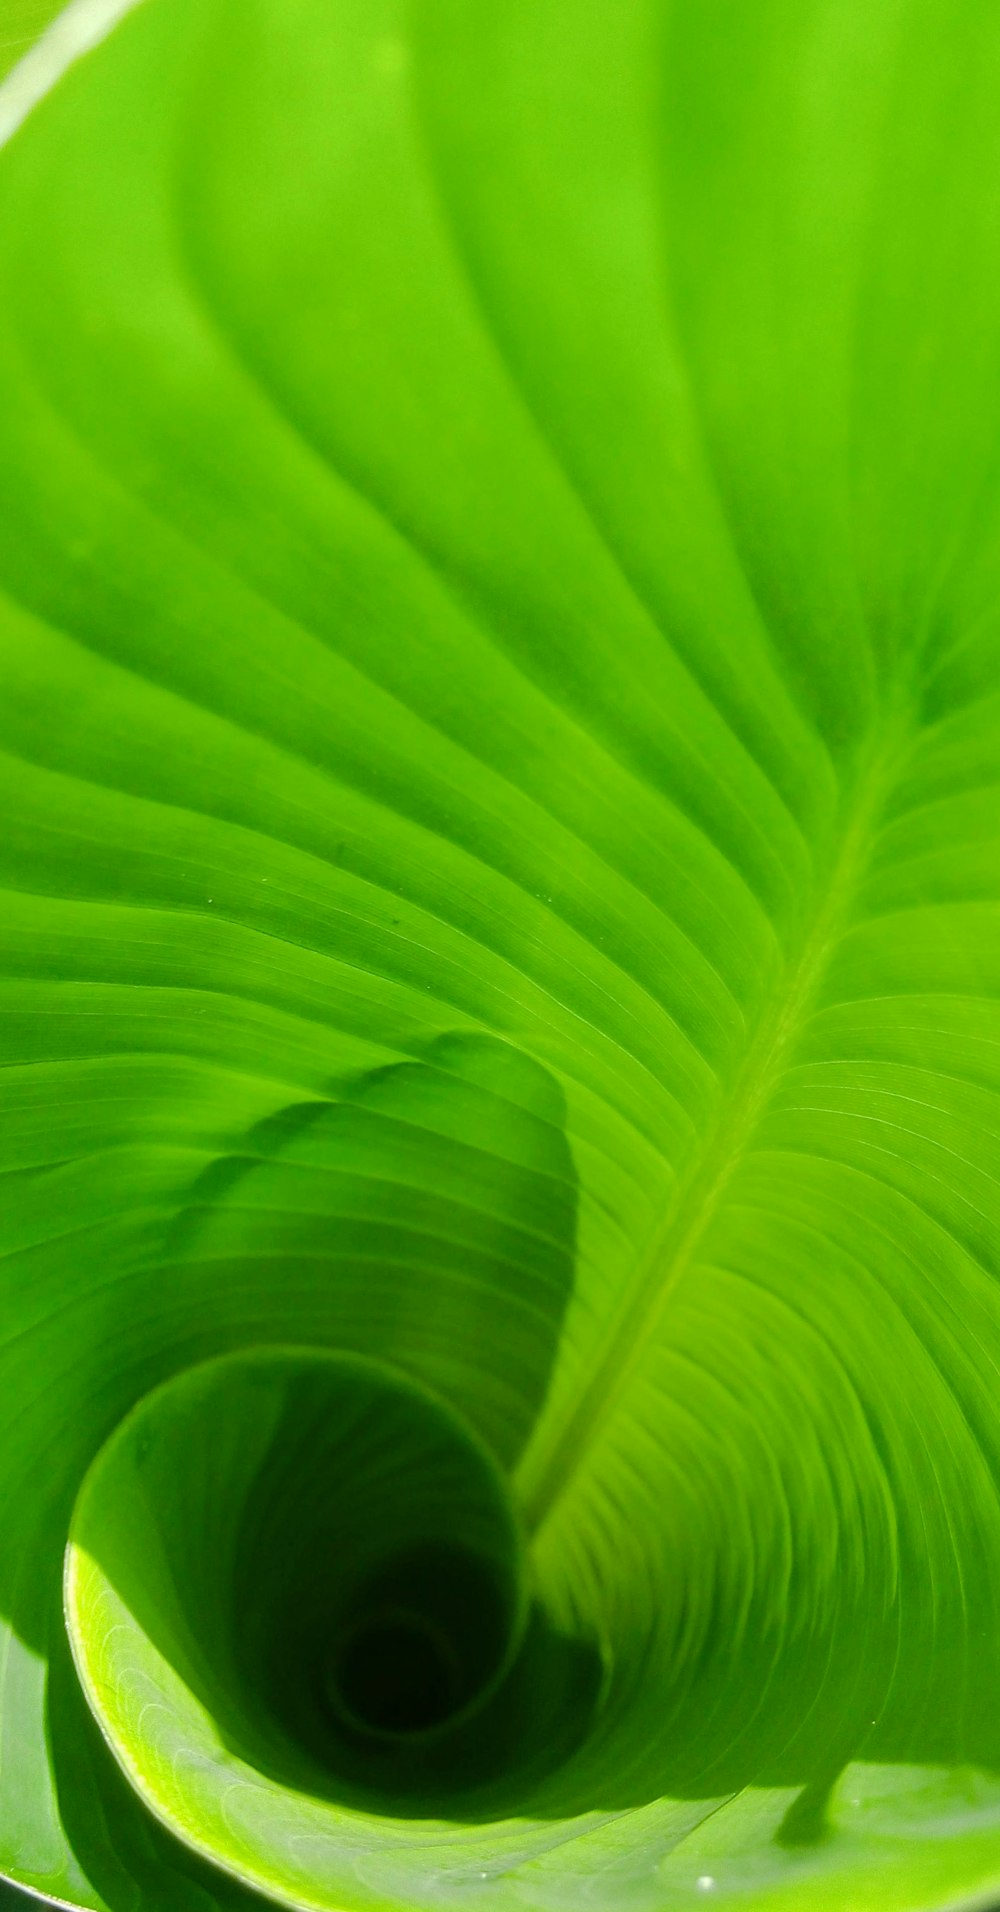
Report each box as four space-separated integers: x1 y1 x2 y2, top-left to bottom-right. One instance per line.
4 1 1000 1909
0 2 63 80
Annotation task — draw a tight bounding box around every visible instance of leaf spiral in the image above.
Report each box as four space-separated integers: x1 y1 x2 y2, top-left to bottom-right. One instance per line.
6 4 1000 1912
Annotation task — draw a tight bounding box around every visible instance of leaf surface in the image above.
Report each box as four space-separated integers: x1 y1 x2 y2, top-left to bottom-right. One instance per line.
3 2 1000 1909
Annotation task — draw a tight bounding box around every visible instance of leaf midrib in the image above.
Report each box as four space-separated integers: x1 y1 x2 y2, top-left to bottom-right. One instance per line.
519 711 910 1533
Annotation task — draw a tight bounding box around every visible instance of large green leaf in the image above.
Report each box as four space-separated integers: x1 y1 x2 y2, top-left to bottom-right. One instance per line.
4 1 1000 1907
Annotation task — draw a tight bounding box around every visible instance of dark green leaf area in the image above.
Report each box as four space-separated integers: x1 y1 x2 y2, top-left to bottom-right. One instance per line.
331 1562 482 1737
67 1348 600 1844
164 1032 579 1470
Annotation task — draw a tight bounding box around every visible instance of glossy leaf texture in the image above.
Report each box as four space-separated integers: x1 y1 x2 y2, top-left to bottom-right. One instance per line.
0 1 63 79
3 1 1000 1908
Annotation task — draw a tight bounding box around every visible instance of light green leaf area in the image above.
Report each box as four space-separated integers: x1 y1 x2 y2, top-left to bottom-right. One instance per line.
0 1 63 80
3 0 1000 1909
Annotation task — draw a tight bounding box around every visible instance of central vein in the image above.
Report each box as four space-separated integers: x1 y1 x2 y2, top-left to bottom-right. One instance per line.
519 716 909 1534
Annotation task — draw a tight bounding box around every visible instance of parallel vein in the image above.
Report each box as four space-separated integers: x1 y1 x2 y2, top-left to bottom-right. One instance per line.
520 709 913 1530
